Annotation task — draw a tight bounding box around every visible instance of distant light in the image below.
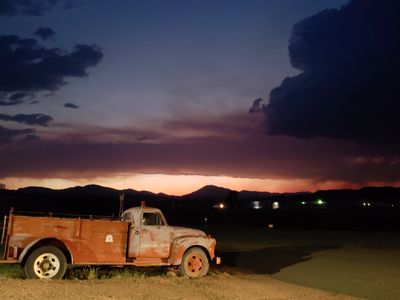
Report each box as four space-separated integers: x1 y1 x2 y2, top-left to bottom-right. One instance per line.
252 201 261 210
362 202 367 206
316 199 325 205
300 201 306 205
213 202 226 209
367 202 371 206
272 202 279 209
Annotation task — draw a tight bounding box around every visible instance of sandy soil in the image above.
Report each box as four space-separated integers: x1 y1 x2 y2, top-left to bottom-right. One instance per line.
0 272 360 300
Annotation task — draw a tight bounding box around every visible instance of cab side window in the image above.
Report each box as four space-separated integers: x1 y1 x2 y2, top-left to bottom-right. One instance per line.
142 213 165 226
122 211 132 222
121 211 135 226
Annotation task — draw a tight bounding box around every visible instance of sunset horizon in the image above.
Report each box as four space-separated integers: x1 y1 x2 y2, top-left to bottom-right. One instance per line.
1 0 400 199
3 173 400 196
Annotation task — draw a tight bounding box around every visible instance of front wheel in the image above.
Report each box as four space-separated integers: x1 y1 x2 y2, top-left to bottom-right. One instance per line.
179 247 209 278
24 246 67 279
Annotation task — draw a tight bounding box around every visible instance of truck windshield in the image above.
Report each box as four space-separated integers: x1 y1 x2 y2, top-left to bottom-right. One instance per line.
142 213 165 226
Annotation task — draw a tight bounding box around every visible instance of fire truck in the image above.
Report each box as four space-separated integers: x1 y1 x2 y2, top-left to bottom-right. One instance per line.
1 206 220 279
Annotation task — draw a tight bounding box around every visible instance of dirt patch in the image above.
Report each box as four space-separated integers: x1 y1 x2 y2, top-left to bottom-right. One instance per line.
0 273 360 300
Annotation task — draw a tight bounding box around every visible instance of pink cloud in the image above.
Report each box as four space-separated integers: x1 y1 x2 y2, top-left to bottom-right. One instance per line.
1 113 400 189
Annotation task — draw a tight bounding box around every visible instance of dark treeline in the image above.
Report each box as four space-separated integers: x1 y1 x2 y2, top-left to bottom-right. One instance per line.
0 185 399 230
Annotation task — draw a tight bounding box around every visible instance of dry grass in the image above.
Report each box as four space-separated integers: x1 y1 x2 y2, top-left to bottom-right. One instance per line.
0 263 167 280
65 266 167 280
0 264 21 279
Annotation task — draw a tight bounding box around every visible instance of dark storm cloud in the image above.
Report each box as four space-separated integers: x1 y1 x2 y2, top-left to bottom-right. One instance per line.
64 102 79 109
264 0 400 144
249 98 264 114
0 125 34 143
0 113 53 126
0 0 73 16
0 92 34 106
0 34 103 105
34 27 55 40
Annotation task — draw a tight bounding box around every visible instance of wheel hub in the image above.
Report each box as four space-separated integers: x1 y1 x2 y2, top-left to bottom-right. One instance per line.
40 259 53 271
187 255 203 273
33 253 60 278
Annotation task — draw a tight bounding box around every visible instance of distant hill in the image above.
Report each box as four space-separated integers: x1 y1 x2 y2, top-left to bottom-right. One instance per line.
1 184 399 229
238 190 276 200
2 184 399 208
184 185 234 200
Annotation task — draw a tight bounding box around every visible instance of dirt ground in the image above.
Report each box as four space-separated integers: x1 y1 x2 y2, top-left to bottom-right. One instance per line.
0 272 360 300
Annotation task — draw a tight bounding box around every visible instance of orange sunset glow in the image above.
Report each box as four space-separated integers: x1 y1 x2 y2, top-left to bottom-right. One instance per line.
3 175 398 196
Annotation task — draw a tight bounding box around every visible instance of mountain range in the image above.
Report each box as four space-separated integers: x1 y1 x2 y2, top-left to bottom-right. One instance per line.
0 184 399 229
0 184 398 212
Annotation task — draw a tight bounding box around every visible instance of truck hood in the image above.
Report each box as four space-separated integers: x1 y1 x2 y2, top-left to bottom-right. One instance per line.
171 226 207 238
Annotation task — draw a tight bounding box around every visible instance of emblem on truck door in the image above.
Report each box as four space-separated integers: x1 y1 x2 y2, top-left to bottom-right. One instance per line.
105 234 113 243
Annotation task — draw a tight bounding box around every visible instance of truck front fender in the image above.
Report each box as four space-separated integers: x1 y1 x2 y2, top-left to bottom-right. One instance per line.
169 236 216 266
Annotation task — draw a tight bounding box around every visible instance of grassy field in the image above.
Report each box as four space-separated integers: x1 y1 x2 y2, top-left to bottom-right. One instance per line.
206 226 400 300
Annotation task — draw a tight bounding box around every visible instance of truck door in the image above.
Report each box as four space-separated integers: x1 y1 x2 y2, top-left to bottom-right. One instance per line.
127 222 140 258
138 212 172 258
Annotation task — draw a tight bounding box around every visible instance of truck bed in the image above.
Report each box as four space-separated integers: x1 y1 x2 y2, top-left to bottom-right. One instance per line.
4 214 129 264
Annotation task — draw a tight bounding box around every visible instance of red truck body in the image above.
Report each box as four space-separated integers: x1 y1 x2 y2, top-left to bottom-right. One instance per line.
1 207 220 278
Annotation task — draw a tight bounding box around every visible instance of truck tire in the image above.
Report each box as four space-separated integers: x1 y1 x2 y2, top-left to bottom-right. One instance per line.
24 246 67 279
179 247 209 278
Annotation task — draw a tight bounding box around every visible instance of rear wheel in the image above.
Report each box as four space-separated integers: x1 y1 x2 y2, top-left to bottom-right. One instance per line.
179 247 209 278
24 246 67 279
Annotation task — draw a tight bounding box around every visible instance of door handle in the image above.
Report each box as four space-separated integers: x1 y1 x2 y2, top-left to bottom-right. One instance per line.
135 231 139 235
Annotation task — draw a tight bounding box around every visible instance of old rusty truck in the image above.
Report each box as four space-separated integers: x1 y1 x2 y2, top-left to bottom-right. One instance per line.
0 206 220 279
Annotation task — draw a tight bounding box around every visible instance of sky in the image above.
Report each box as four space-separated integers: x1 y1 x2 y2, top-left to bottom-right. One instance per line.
1 0 400 195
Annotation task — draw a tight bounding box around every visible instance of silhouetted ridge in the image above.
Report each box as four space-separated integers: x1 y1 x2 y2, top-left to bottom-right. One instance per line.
184 185 234 199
